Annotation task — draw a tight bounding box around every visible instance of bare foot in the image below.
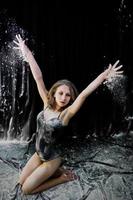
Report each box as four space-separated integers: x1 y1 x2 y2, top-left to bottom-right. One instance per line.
59 170 78 183
52 167 78 182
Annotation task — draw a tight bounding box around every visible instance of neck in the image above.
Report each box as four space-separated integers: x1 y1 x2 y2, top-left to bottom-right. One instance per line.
54 104 62 112
55 107 61 112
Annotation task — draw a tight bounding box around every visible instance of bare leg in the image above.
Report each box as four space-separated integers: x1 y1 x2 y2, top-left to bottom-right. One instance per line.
31 170 77 194
22 157 62 194
19 153 42 185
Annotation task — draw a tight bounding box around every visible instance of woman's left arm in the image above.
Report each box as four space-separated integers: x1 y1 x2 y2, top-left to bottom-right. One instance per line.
66 60 123 119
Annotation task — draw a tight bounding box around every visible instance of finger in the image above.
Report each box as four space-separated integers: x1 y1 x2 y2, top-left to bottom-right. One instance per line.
13 47 20 50
13 40 19 45
17 34 22 40
114 74 123 77
107 64 112 71
109 63 112 68
112 60 120 69
116 71 123 74
16 34 23 42
16 35 19 40
114 65 123 71
14 39 25 46
18 34 21 38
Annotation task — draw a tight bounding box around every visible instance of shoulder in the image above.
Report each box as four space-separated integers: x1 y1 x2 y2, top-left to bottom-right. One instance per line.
43 103 49 110
36 110 44 122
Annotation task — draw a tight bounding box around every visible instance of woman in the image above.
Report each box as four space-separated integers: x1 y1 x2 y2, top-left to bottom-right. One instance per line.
13 34 123 194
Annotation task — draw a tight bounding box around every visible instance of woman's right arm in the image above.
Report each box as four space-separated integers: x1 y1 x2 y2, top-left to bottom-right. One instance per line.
13 34 48 105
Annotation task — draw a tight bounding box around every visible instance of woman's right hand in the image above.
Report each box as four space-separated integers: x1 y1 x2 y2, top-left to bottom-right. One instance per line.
13 34 31 62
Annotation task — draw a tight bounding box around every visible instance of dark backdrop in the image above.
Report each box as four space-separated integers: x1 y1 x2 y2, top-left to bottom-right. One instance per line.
0 0 133 138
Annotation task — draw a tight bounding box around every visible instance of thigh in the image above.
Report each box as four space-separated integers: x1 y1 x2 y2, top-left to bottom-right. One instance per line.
19 152 42 185
22 157 61 193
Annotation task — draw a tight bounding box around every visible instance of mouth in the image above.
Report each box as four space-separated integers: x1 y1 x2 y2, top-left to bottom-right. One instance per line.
59 101 66 105
60 101 66 104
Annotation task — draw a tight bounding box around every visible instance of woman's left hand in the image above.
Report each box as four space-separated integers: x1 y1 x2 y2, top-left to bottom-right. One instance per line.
103 60 124 82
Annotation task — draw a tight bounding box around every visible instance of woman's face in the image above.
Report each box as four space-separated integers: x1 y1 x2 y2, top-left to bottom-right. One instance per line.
54 85 71 109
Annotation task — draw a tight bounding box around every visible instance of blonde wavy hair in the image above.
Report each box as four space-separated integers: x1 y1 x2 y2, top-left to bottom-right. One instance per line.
47 79 78 109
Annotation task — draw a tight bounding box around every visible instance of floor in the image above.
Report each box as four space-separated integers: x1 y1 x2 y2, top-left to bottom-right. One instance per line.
0 132 133 200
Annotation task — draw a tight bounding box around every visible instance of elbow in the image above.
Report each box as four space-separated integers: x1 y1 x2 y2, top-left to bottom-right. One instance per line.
37 73 43 80
79 92 88 100
35 74 43 82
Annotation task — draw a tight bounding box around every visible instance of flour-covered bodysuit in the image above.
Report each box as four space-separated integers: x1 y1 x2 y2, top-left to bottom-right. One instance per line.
35 106 66 161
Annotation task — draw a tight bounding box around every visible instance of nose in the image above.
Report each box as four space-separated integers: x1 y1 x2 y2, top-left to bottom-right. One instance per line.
61 94 67 101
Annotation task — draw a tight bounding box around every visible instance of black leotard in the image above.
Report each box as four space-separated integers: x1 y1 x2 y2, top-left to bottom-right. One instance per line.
35 106 66 161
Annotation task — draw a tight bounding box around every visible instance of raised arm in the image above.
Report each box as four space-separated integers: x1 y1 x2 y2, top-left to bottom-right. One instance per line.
65 60 123 122
13 34 48 105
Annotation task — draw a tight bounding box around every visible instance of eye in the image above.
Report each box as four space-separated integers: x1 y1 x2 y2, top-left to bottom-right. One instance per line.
59 92 63 95
66 93 71 97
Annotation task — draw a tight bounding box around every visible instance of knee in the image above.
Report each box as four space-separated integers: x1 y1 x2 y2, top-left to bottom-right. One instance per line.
19 171 27 186
22 186 31 195
19 176 24 186
21 182 32 195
